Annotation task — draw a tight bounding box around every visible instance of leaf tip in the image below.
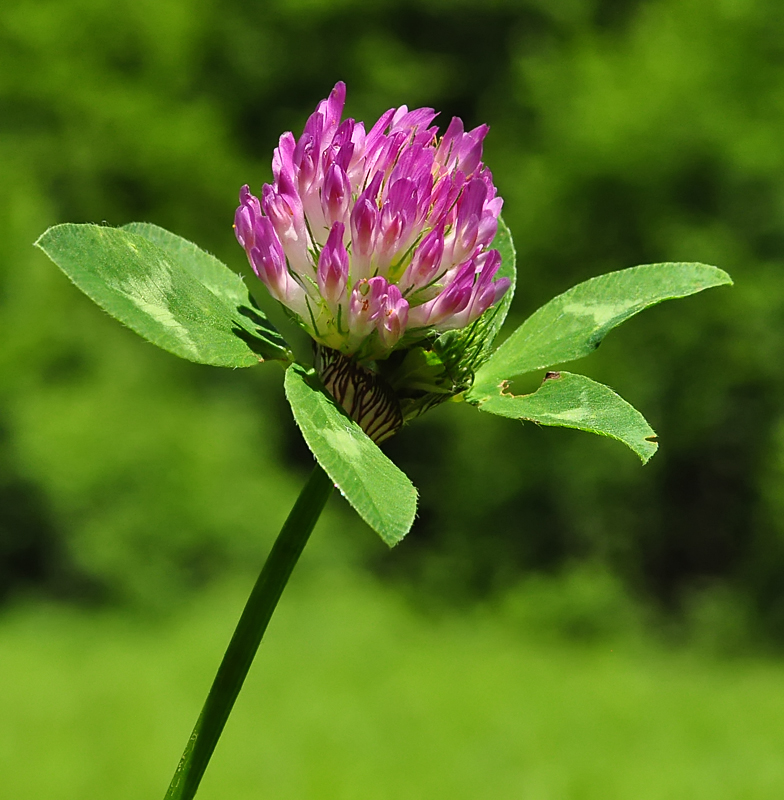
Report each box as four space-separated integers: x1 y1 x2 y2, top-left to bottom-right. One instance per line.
33 226 55 251
703 264 734 288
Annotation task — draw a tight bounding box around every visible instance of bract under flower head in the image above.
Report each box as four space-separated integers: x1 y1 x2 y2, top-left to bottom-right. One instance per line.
235 81 510 363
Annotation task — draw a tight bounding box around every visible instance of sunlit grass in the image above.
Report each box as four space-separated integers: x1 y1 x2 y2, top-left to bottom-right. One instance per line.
2 568 783 799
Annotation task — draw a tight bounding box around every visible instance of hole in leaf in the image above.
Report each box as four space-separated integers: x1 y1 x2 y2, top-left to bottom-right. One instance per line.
505 370 549 397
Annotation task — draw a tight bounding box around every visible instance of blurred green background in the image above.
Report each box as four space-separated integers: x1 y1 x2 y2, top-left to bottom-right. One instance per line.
3 0 784 796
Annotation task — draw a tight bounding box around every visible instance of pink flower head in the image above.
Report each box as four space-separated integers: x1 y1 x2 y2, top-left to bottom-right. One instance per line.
235 81 508 361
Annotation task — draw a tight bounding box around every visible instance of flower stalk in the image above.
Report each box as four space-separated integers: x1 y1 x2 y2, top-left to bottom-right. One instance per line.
164 464 334 800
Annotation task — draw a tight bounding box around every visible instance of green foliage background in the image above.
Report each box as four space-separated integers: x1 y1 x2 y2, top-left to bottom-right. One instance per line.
2 0 782 636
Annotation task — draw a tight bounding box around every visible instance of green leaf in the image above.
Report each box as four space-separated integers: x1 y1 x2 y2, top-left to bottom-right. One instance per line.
284 363 417 546
471 262 732 395
123 222 252 308
35 223 291 367
469 370 658 463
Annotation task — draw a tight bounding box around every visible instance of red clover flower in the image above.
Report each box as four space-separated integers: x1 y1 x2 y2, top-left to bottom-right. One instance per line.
234 82 511 365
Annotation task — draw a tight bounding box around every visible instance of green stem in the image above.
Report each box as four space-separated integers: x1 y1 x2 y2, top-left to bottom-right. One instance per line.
164 463 334 800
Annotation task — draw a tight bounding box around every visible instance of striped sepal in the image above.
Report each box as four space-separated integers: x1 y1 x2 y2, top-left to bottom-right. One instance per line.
315 346 403 443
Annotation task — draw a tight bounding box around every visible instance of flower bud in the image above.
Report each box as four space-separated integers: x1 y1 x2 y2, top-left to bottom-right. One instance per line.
317 223 349 310
378 285 409 349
